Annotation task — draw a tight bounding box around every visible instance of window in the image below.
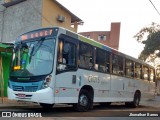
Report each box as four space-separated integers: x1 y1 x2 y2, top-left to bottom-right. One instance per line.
95 49 106 72
150 68 155 82
135 63 142 79
125 59 134 77
143 66 149 80
98 35 106 41
106 52 110 73
57 40 76 71
86 35 90 38
79 43 93 69
112 54 123 75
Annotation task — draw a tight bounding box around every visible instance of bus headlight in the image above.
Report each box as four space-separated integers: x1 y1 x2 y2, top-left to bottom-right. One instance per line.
42 75 52 89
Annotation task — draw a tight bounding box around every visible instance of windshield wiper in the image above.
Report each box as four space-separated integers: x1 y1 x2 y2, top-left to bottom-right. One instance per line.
29 38 45 63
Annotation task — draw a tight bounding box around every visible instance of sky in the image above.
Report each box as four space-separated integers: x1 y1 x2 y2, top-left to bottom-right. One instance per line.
57 0 160 58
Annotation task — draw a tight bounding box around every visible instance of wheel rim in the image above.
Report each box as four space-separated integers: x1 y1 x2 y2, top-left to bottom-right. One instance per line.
79 94 88 106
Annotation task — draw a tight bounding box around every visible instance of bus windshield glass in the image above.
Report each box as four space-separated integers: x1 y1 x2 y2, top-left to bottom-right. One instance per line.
10 38 55 77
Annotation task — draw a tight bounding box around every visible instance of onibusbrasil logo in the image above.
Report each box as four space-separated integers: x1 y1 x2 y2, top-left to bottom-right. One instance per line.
1 112 42 118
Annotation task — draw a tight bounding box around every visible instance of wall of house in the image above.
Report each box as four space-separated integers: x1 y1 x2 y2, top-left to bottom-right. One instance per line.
0 12 3 42
0 0 42 42
0 4 5 42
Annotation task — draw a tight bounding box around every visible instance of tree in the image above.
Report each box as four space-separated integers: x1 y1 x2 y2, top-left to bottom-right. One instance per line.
134 22 160 66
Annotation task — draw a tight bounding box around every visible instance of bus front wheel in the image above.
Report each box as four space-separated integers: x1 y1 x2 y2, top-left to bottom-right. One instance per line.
40 103 54 109
74 90 92 112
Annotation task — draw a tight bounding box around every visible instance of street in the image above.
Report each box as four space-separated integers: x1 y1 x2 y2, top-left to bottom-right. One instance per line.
1 96 160 119
0 103 160 117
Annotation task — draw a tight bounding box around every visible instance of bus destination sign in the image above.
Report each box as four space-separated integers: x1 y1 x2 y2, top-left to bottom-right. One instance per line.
18 29 53 41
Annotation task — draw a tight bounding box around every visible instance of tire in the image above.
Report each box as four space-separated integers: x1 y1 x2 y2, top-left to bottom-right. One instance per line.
125 92 140 108
40 103 54 109
74 90 92 112
131 92 140 108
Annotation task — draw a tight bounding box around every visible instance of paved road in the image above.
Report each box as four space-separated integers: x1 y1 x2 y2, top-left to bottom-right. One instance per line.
1 96 160 119
0 103 160 117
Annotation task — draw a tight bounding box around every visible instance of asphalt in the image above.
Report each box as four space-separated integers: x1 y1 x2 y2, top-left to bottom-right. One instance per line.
1 96 160 109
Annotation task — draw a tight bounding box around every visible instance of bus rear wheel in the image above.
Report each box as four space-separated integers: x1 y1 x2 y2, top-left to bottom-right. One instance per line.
131 92 140 108
74 90 92 112
125 92 140 108
40 103 54 109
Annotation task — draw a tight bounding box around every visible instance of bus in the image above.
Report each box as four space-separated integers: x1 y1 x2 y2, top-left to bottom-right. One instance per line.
8 27 156 111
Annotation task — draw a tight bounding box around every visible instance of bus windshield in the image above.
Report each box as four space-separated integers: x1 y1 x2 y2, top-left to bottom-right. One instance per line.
10 38 55 77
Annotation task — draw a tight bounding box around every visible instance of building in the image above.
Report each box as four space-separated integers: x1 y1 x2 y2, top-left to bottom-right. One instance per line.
79 22 121 50
0 0 83 42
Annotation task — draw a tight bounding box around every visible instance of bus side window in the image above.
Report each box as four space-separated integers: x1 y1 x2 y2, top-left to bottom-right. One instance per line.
125 59 134 77
106 52 110 73
112 54 123 75
135 63 141 79
79 43 93 69
95 48 106 72
143 66 149 80
57 40 76 71
150 68 154 82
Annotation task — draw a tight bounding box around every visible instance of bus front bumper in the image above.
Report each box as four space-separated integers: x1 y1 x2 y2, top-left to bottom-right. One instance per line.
7 87 54 104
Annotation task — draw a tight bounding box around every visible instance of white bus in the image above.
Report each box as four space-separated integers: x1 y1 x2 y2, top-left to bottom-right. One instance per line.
8 27 156 111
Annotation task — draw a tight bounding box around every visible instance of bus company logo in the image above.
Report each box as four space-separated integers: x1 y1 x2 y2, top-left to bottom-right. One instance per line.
2 112 11 117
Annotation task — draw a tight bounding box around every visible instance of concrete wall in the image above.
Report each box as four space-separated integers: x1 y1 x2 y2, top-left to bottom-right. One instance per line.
0 11 3 42
0 4 5 42
1 0 42 42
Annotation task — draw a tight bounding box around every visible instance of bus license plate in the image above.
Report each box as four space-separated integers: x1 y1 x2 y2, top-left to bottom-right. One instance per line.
17 94 26 98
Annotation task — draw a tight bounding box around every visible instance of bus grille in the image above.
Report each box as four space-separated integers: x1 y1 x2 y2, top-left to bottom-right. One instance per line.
12 85 38 92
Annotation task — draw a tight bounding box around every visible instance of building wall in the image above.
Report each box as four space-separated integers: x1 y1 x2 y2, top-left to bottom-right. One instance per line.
79 23 120 50
0 4 5 42
110 23 121 50
42 0 76 32
1 0 42 42
79 31 110 46
0 12 3 42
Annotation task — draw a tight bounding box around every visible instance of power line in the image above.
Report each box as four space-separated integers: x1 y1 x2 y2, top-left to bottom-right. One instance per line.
149 0 160 16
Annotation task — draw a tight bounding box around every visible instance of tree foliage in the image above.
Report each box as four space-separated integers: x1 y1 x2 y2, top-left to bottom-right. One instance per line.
134 22 160 63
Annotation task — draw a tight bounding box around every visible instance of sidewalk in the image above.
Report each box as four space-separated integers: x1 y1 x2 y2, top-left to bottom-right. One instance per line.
140 95 160 108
